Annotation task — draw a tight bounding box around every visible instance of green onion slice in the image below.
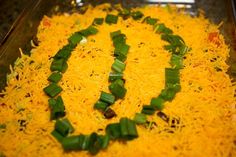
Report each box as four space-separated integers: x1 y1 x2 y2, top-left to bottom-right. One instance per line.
100 134 110 149
131 11 144 20
0 124 6 129
43 83 62 98
160 88 177 101
93 18 104 25
68 32 83 45
141 105 155 115
54 46 72 61
94 101 108 112
133 113 147 124
49 96 66 120
51 130 64 142
99 91 115 104
48 72 62 83
154 23 173 34
110 30 121 39
170 54 183 69
55 118 74 137
109 72 123 82
112 59 126 73
105 123 121 140
118 8 131 19
54 50 71 61
81 135 90 150
165 68 180 85
79 26 98 37
119 117 138 140
150 96 165 110
87 132 103 155
114 43 130 55
114 43 130 61
105 14 118 24
161 34 185 46
61 135 85 150
109 80 127 99
112 34 126 47
143 16 158 25
113 79 124 87
50 58 68 73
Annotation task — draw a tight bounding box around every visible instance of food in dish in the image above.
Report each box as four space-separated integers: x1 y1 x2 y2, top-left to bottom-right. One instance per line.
0 4 235 157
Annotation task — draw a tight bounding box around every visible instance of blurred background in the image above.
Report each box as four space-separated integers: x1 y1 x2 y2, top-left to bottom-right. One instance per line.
0 0 235 90
0 0 230 43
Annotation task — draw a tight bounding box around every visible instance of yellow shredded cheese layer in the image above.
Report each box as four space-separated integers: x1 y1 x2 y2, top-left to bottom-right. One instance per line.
0 4 236 157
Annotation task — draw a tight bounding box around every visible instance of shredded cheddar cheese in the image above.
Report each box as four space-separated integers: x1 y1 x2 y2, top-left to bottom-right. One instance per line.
0 4 236 157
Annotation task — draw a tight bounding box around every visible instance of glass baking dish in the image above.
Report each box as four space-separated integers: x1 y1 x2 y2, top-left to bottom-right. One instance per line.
0 0 235 91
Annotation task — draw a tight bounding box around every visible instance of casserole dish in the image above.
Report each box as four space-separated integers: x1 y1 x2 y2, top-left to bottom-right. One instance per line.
0 0 235 156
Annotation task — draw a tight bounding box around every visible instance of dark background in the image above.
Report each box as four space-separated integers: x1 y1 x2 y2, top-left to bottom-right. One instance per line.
0 0 228 43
